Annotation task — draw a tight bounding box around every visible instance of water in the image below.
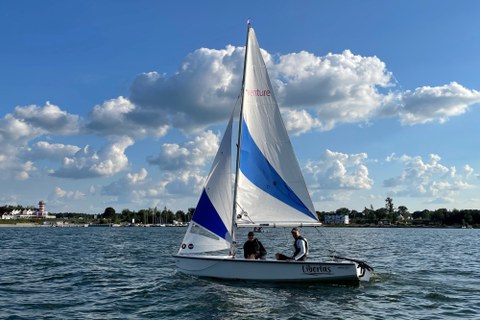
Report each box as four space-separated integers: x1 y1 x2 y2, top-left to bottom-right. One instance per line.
1 227 479 319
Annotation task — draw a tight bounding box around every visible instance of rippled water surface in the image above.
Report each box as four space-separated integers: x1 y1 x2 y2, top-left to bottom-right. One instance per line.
1 227 479 319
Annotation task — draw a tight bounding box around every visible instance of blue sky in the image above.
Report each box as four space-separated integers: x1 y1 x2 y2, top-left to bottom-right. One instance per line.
1 0 480 214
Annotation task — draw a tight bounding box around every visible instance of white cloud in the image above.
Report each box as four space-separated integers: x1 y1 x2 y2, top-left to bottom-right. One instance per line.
15 161 36 180
282 109 320 136
305 149 373 190
0 114 40 143
463 164 474 178
88 96 169 138
27 141 81 161
399 82 480 125
101 168 152 203
148 130 220 171
130 45 244 132
128 45 480 135
129 47 394 133
161 170 205 196
274 50 393 131
50 136 134 178
383 153 474 202
13 102 82 135
127 168 148 184
0 102 83 181
101 167 204 209
52 186 86 200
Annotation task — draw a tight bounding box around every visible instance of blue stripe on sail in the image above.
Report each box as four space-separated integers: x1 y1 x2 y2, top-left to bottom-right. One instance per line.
240 120 317 220
192 189 229 240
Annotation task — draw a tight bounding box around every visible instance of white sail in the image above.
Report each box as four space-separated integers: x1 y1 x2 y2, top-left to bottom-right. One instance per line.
236 27 318 225
178 114 234 254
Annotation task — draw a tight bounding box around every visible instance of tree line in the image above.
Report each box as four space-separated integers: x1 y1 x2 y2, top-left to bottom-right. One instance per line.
317 197 480 227
102 207 194 224
2 197 479 227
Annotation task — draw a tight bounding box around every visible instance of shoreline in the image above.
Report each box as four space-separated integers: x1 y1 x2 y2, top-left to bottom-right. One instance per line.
0 223 475 229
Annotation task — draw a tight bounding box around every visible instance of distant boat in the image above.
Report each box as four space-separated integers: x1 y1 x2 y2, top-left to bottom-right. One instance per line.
253 226 268 233
174 23 373 283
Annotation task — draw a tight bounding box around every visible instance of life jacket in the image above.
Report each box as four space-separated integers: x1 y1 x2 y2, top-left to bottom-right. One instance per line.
293 236 308 260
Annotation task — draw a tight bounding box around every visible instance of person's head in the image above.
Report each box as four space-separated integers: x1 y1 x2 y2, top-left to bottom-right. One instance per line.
248 231 255 241
291 227 300 239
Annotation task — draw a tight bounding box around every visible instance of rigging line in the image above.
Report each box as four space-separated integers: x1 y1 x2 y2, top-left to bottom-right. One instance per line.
313 226 337 257
282 227 291 247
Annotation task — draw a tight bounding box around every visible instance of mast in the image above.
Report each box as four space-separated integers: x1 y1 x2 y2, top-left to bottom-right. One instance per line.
229 21 251 257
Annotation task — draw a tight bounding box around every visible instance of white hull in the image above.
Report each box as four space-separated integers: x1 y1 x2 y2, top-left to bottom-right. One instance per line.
174 255 372 283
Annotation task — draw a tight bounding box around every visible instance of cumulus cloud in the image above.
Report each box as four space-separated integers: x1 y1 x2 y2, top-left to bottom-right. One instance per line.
274 50 393 131
383 153 474 202
148 130 220 171
99 129 222 207
13 102 82 135
127 168 148 184
101 168 152 204
0 114 40 144
130 45 245 132
304 149 373 190
26 141 81 161
101 167 204 208
50 136 134 178
463 164 474 178
0 114 39 179
159 170 205 196
129 47 394 133
15 161 36 180
282 109 321 136
399 82 480 125
128 45 480 135
0 102 83 180
52 186 86 200
87 96 169 138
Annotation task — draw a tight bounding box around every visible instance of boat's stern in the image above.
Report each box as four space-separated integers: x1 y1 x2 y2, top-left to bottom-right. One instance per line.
354 261 374 282
331 255 374 282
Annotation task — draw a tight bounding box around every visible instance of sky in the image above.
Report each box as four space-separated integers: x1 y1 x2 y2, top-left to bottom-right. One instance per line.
1 0 480 214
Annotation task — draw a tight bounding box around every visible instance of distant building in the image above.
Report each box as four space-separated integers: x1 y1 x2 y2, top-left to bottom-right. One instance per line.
378 219 391 225
0 201 55 220
323 214 349 225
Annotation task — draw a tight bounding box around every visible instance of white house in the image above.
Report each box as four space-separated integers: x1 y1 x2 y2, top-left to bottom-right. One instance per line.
323 214 350 225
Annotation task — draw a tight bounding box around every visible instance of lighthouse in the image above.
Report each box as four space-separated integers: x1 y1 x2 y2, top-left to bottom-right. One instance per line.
38 200 46 217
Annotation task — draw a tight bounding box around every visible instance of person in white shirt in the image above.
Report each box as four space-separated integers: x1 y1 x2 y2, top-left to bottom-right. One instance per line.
275 227 308 261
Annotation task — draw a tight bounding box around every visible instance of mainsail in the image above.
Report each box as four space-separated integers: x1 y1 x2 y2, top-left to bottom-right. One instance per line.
235 27 317 225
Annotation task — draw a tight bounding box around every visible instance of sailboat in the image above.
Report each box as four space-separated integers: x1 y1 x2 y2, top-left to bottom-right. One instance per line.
174 23 373 283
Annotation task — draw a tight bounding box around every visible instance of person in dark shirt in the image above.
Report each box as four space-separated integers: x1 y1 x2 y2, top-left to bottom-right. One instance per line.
243 231 267 260
275 227 308 261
